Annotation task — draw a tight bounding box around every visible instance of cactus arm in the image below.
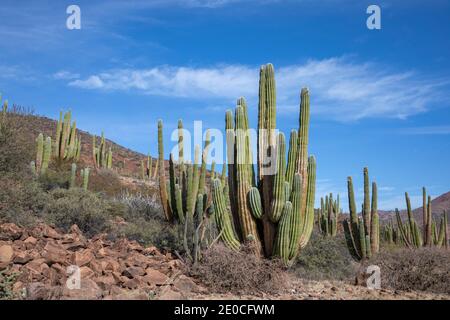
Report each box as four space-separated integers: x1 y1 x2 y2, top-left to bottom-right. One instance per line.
248 187 263 219
370 182 379 254
269 133 286 222
212 179 240 251
158 120 173 222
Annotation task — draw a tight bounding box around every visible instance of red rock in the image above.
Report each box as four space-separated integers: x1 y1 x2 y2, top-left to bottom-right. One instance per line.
143 246 160 256
173 275 199 292
24 258 48 275
42 242 67 265
0 223 23 240
62 279 103 300
26 282 55 300
144 268 169 286
80 266 96 279
122 266 145 278
71 249 94 266
123 277 141 289
0 244 14 264
158 288 184 300
24 236 38 248
94 275 116 290
13 251 34 264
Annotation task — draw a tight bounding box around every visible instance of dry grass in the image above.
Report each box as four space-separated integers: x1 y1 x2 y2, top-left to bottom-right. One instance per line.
369 247 450 295
190 244 288 295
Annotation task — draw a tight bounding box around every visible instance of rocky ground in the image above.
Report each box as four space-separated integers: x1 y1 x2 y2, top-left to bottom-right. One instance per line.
1 223 449 300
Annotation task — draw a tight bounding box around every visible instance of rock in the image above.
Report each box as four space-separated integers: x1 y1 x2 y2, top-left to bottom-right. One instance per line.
122 266 145 278
144 268 169 286
64 241 86 252
94 275 116 290
0 244 14 264
62 279 103 300
24 258 48 275
114 290 148 300
80 266 96 279
32 224 61 240
23 236 38 249
69 224 83 236
13 251 34 264
42 242 67 265
158 288 184 300
26 282 62 300
173 275 199 293
0 223 23 240
123 277 141 289
71 249 94 267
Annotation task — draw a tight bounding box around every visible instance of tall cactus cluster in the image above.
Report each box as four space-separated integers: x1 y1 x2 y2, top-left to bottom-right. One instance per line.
343 168 380 261
140 155 158 180
210 64 316 264
69 163 90 190
317 194 341 237
54 111 81 164
92 132 113 170
158 119 212 223
392 188 448 249
157 119 216 263
30 133 52 176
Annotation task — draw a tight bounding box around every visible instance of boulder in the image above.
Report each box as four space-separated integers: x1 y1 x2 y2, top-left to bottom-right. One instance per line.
143 268 169 286
0 223 23 240
0 244 14 265
42 242 68 265
122 266 145 278
71 249 94 267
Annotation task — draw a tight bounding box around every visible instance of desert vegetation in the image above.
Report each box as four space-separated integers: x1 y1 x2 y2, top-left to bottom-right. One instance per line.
0 61 449 300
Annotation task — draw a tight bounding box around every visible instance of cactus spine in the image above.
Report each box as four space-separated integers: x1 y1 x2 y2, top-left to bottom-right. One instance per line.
211 64 316 263
343 168 379 260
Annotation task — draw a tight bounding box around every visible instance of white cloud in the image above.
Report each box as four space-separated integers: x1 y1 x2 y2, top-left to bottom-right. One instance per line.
70 76 104 89
53 71 80 80
65 57 449 121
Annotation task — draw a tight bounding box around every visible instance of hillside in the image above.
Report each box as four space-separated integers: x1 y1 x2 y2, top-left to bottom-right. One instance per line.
11 111 152 178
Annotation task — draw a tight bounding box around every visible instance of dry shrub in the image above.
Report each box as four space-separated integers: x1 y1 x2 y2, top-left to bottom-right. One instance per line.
190 243 288 295
0 111 34 176
370 247 450 294
294 232 358 281
88 169 123 196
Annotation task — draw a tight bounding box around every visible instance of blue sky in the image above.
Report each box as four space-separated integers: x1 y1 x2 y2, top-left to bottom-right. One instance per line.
1 0 449 210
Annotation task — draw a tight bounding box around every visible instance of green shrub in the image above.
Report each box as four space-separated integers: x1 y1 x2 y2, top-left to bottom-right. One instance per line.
111 193 183 251
43 188 119 237
293 232 358 281
0 175 48 226
0 268 19 300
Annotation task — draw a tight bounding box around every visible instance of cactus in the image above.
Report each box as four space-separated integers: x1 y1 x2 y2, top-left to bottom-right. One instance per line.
70 163 77 189
343 168 380 261
159 119 213 224
392 187 448 249
92 132 113 170
317 193 341 237
0 98 7 130
31 134 52 176
158 120 172 222
80 167 90 190
210 64 316 263
54 111 81 164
